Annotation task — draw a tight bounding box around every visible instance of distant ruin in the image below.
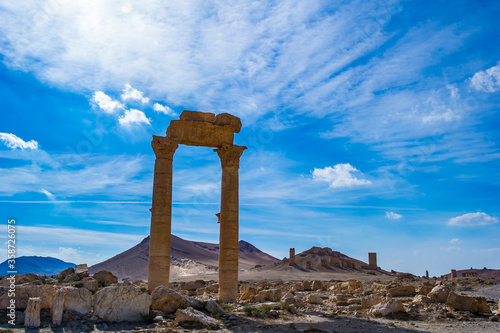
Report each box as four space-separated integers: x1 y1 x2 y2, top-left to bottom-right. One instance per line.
289 248 296 266
368 252 377 269
149 111 246 302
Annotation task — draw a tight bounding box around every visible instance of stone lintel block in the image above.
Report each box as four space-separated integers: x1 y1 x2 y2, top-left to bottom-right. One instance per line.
179 110 216 123
167 120 234 147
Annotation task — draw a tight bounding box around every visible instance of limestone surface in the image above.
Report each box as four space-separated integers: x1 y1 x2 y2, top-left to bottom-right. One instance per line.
151 285 203 314
65 287 92 314
175 307 220 328
24 297 41 327
93 286 151 322
51 288 64 326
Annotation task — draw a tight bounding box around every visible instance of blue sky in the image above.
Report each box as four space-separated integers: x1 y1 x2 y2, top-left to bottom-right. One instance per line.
1 0 499 276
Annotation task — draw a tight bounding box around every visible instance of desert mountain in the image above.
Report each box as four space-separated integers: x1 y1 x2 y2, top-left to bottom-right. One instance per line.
89 235 279 281
0 256 75 276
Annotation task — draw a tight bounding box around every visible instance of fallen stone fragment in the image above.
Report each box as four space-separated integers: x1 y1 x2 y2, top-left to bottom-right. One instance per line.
25 297 41 328
94 286 151 321
65 287 92 314
175 307 221 328
304 293 323 304
387 285 415 297
412 294 434 304
240 286 259 301
446 292 491 314
361 294 383 309
151 285 203 314
417 285 433 295
82 277 99 292
369 299 405 317
51 288 64 326
205 299 225 314
428 284 450 303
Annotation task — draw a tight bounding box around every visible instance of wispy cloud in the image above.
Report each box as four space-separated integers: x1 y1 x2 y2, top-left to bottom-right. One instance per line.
470 62 500 93
0 132 39 150
312 164 371 189
448 212 498 227
153 103 175 115
39 188 55 200
118 109 151 127
121 83 150 104
386 211 402 219
450 238 462 244
92 91 124 114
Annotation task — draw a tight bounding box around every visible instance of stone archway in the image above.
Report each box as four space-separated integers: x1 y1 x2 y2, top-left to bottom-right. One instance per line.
148 110 246 302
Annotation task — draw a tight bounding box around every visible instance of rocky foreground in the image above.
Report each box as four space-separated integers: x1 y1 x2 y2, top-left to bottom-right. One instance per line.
1 269 500 333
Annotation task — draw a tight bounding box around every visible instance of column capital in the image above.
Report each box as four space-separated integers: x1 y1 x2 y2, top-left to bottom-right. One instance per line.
214 144 246 168
152 135 178 160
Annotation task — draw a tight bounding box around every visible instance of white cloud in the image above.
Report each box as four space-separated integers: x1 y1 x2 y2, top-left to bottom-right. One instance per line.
118 109 151 126
448 212 498 227
470 62 500 93
312 163 371 188
92 91 124 114
449 238 462 244
0 132 39 150
386 211 402 219
121 83 150 104
39 188 55 199
153 102 174 115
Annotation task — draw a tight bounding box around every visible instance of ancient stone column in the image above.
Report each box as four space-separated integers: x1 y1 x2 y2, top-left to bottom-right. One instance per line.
289 248 296 266
368 252 377 269
51 288 64 326
215 144 246 302
25 297 41 328
148 136 178 292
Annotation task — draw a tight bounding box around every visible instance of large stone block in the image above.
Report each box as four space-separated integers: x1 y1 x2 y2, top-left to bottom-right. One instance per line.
446 292 491 314
65 287 92 314
166 120 234 147
180 110 215 123
16 285 58 310
387 285 416 297
151 285 203 314
214 113 242 133
93 286 151 322
428 284 450 303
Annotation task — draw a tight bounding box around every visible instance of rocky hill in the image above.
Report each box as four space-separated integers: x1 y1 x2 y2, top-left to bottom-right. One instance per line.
0 256 74 276
89 235 279 281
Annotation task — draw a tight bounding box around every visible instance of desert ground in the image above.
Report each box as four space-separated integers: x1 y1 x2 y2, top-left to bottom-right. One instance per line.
1 267 499 333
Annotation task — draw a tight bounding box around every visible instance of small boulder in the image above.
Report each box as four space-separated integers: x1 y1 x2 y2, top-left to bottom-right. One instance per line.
412 294 434 304
301 280 312 291
93 271 118 286
369 299 405 317
175 307 220 328
428 285 450 303
81 277 99 292
205 300 225 315
304 294 323 305
312 280 322 290
180 280 205 291
417 285 434 295
446 292 491 314
151 285 203 314
361 294 383 309
93 286 151 322
258 289 283 302
387 285 416 297
371 282 388 293
59 267 75 281
240 286 260 301
16 273 43 285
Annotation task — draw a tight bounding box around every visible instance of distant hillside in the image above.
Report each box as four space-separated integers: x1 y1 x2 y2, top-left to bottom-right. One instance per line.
89 235 279 281
257 246 391 276
0 256 74 276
